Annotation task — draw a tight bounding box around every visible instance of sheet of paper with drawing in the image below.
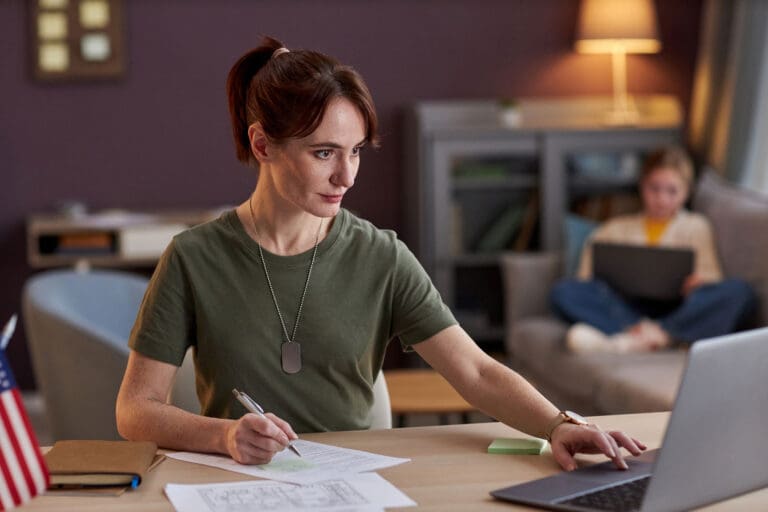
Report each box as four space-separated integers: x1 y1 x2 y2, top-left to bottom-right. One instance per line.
167 440 410 484
164 472 415 512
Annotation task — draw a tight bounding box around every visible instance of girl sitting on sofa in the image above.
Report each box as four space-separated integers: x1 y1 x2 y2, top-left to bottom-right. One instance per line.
551 146 756 353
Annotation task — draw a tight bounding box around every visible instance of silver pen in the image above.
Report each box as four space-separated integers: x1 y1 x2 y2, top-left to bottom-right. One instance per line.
232 388 302 457
0 314 17 351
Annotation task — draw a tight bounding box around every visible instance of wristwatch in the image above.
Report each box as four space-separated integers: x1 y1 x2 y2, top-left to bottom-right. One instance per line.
544 410 590 441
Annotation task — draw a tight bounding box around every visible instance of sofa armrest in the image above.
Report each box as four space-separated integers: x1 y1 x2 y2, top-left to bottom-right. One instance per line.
500 252 563 327
693 169 768 326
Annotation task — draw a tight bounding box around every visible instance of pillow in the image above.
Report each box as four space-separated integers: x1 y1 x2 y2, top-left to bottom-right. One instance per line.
474 203 526 253
564 214 598 278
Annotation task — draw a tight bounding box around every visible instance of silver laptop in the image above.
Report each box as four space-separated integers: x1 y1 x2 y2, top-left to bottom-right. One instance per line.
491 327 768 511
592 242 693 301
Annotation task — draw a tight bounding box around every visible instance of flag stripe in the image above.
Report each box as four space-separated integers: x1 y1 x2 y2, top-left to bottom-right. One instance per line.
0 393 36 499
0 405 26 507
8 391 49 491
0 349 48 511
0 442 19 510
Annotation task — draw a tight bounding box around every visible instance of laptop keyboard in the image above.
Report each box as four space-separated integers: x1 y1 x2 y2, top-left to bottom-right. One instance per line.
558 475 651 511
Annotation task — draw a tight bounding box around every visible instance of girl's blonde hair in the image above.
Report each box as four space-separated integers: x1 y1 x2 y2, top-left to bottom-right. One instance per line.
640 146 694 189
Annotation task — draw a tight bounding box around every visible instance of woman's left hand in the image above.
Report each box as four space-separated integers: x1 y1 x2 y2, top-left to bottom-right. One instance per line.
549 422 647 471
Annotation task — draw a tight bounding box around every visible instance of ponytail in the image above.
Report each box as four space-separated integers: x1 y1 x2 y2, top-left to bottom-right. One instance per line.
226 37 283 163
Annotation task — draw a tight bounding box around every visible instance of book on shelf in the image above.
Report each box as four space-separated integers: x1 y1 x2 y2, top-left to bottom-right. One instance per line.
473 204 526 253
38 232 116 256
472 192 539 253
58 232 112 250
512 193 539 251
452 161 509 180
452 204 464 255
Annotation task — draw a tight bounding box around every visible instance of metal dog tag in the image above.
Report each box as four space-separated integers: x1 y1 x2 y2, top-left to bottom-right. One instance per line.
281 341 301 374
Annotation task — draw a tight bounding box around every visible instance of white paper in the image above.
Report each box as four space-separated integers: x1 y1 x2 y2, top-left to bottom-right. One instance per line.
164 472 415 512
168 440 409 485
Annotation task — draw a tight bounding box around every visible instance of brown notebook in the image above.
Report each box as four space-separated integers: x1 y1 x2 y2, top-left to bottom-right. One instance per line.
44 440 158 488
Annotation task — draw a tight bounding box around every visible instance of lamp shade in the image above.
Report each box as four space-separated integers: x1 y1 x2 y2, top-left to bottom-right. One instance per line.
575 0 661 54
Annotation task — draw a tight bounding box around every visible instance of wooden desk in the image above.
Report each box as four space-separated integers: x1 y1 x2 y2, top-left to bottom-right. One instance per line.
384 369 475 426
23 413 768 511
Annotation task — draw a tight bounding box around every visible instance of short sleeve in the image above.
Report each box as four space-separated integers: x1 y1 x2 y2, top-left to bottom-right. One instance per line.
390 240 457 348
128 239 196 366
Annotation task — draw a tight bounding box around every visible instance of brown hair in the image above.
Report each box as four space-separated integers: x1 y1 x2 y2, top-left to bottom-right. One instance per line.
640 146 694 189
226 36 379 164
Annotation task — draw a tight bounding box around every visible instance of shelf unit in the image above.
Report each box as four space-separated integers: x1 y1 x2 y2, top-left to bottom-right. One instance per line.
404 96 682 348
27 209 223 269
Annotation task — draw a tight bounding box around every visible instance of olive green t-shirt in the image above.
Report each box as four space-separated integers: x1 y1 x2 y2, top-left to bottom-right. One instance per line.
129 208 456 433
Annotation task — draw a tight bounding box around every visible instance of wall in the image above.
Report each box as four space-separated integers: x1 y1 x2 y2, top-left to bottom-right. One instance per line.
0 0 702 387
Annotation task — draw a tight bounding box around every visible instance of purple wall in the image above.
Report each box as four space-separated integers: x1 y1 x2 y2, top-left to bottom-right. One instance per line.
1 0 702 387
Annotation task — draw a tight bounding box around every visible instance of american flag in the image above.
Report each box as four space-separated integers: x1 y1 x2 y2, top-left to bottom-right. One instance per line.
0 350 49 510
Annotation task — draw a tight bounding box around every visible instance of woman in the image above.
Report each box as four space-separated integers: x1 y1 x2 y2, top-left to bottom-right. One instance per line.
551 146 755 352
116 37 644 471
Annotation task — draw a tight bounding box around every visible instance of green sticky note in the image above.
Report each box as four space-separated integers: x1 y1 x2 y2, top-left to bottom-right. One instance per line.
487 437 547 455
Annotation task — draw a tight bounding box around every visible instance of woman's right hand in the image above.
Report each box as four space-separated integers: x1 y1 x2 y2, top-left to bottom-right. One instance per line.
225 412 298 464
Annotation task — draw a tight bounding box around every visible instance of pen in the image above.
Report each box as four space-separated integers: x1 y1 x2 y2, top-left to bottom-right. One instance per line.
232 388 302 457
0 314 17 351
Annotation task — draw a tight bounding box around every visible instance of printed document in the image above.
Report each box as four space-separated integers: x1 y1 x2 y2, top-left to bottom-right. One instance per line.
164 472 416 512
168 440 409 484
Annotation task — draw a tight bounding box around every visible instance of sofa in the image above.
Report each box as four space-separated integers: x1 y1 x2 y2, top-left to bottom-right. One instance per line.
500 169 768 414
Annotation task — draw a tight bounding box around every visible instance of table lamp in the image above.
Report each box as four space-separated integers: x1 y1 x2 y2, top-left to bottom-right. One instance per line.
575 0 661 124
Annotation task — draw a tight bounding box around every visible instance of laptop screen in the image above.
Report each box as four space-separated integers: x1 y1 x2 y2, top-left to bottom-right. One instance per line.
591 242 693 301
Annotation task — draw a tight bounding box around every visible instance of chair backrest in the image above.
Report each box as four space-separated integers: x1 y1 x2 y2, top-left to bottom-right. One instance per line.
367 372 392 429
22 269 150 441
169 347 199 413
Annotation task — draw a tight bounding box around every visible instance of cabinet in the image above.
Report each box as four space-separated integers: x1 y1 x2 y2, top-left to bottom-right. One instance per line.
27 209 222 269
404 97 682 348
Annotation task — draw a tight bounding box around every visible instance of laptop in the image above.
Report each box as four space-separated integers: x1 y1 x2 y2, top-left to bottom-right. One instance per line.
491 327 768 511
592 243 693 301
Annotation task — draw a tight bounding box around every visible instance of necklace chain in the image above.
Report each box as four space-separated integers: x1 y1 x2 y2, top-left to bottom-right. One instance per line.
249 196 322 344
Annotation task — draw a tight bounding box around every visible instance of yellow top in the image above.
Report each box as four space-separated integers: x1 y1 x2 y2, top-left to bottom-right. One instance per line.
644 217 670 245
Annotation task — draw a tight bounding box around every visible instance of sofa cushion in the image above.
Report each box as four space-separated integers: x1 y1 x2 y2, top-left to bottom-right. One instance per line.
693 169 768 323
510 318 687 414
500 252 562 324
591 352 687 413
508 318 598 405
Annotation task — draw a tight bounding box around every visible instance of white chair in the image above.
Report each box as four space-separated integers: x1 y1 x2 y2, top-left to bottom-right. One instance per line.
367 372 392 429
168 348 199 413
23 269 153 440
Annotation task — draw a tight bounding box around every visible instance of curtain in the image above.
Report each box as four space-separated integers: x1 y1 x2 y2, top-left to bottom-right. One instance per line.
688 0 768 192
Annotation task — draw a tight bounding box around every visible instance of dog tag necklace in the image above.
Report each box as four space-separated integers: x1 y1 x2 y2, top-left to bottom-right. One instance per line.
250 197 322 374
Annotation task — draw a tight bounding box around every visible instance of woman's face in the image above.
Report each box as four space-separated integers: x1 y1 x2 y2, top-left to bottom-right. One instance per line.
640 166 689 220
267 97 367 218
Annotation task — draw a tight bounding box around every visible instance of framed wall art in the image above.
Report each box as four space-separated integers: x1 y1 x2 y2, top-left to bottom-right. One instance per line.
30 0 125 81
